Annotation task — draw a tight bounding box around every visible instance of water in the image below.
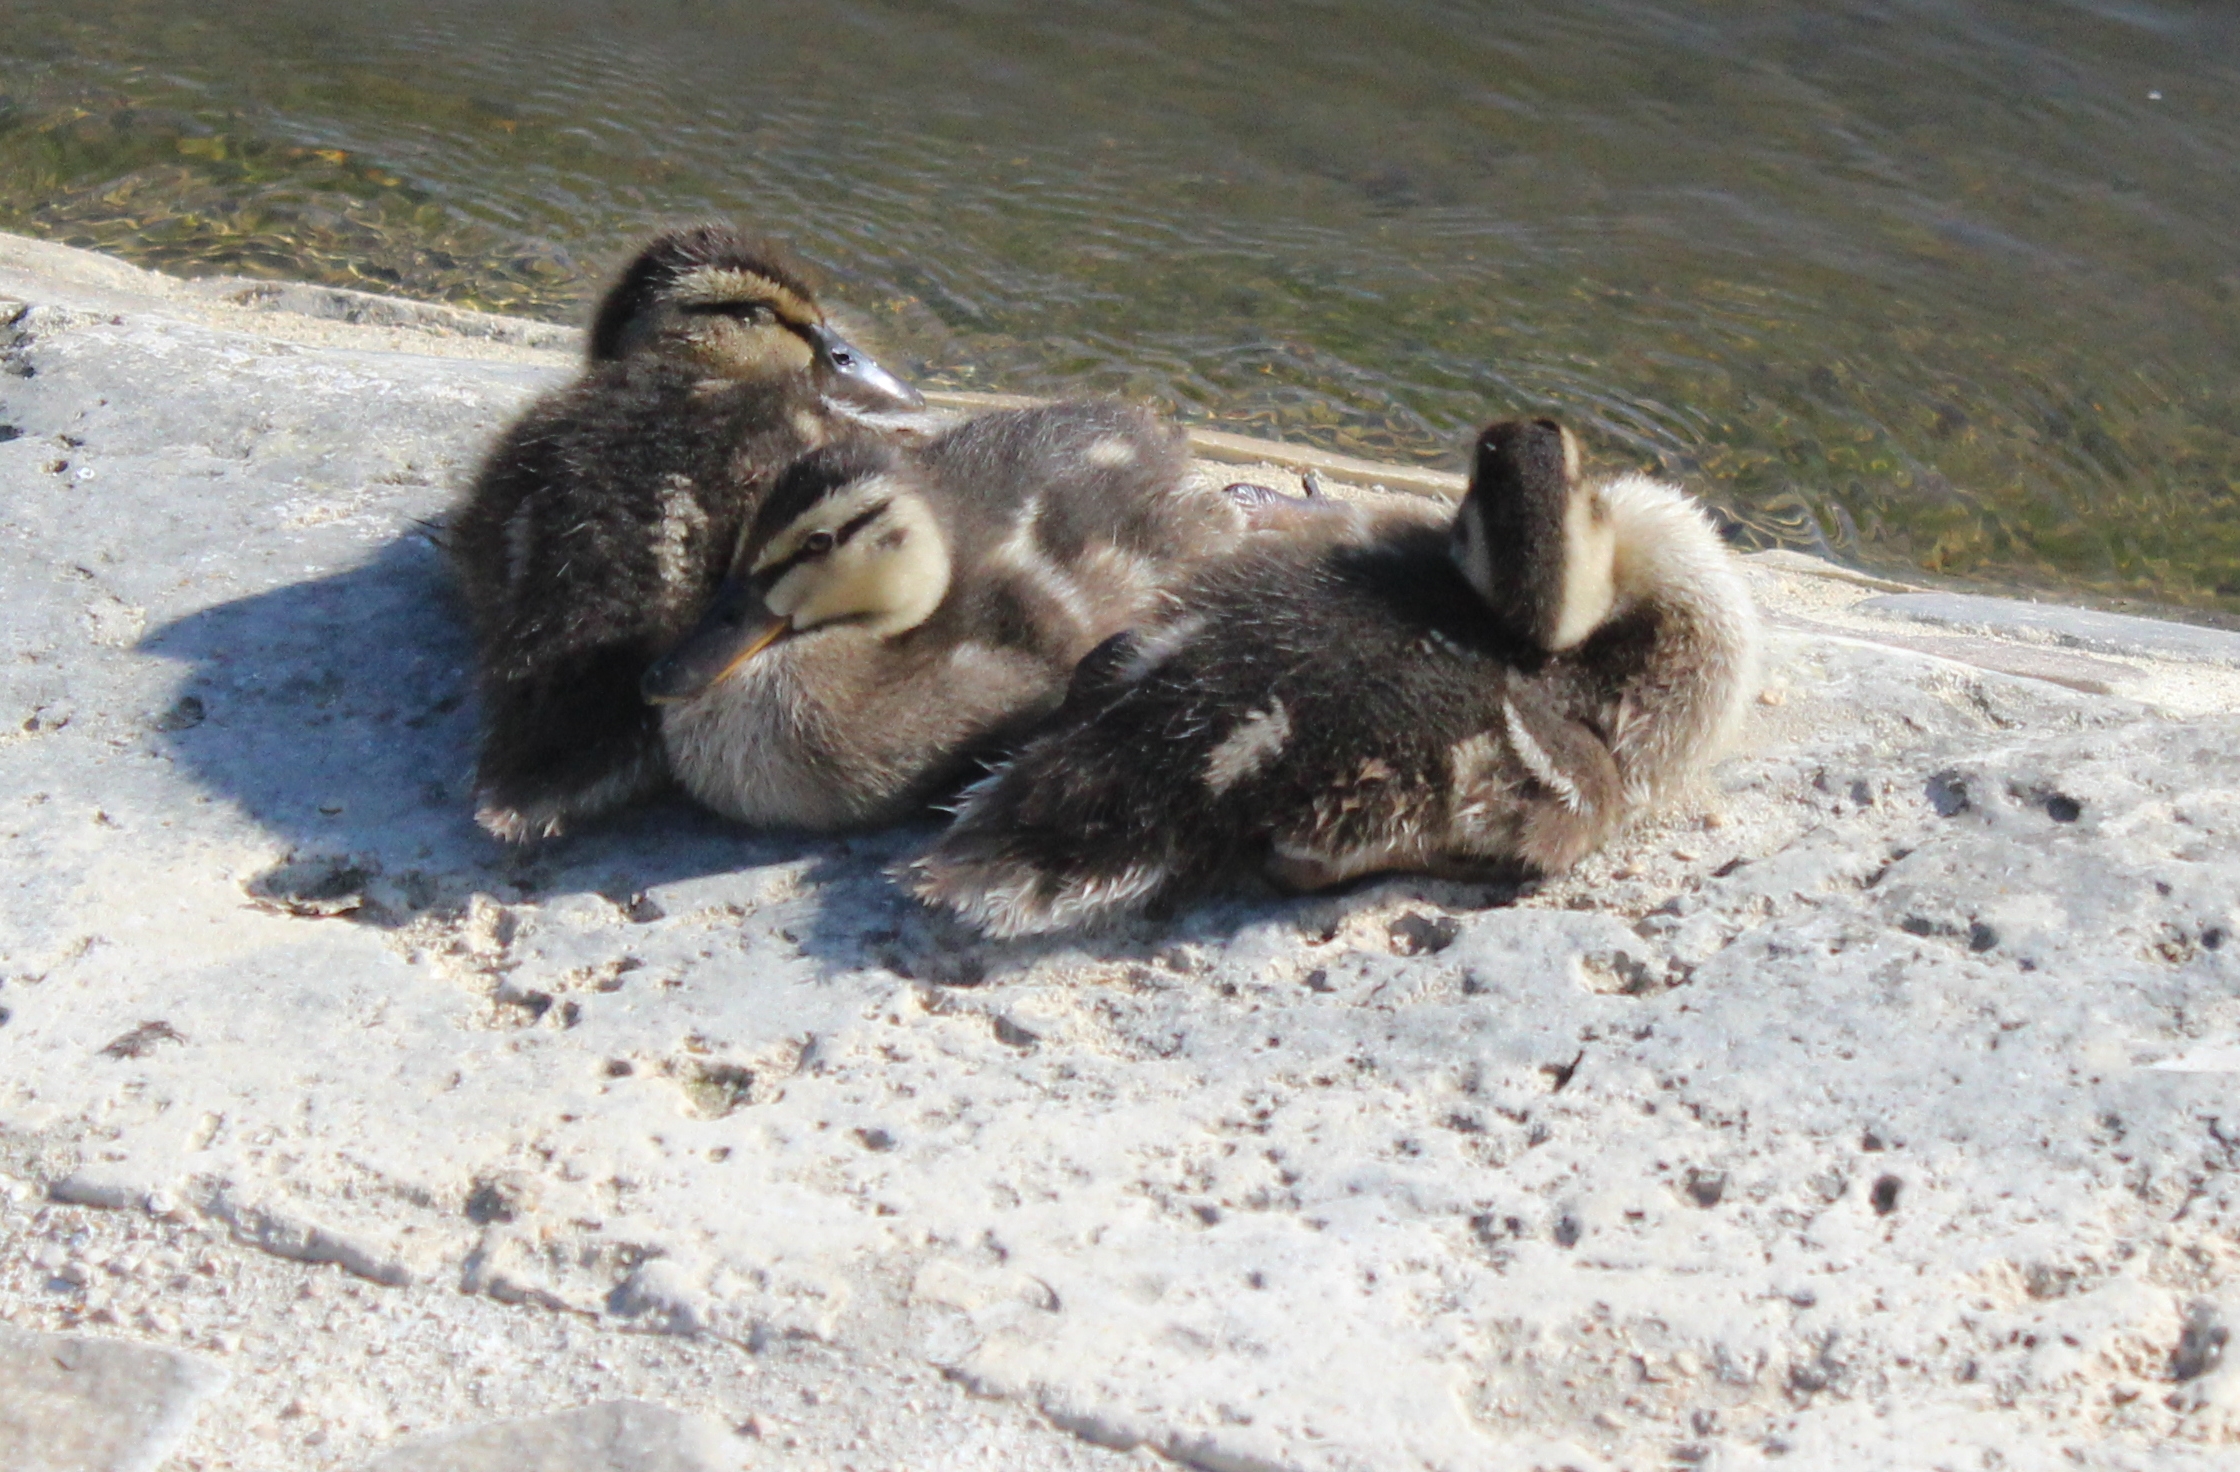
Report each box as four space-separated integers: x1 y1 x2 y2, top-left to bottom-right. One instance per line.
4 0 2237 616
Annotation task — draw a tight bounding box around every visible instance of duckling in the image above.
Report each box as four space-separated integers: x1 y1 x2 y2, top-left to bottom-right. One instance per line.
447 224 924 842
642 400 1249 830
909 417 1761 937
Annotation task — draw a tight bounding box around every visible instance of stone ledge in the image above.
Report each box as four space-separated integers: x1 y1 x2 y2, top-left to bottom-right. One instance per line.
2 232 2236 1472
1864 590 2240 668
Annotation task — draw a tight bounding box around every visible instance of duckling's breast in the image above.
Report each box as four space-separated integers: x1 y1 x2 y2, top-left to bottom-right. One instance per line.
660 650 862 830
660 628 1055 832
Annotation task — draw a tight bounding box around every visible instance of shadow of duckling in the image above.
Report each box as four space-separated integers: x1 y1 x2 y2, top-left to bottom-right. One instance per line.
136 528 842 933
134 521 1512 986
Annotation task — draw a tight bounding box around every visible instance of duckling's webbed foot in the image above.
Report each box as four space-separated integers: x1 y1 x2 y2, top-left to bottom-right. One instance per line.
1224 478 1358 533
1236 472 1370 537
473 650 669 842
1222 481 1289 509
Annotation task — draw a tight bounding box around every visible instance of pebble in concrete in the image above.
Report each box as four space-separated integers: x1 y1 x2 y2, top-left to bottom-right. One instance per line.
0 1322 226 1472
351 1401 733 1472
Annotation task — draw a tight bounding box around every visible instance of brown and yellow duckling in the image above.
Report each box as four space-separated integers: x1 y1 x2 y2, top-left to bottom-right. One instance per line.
909 417 1762 936
642 400 1252 830
448 224 923 842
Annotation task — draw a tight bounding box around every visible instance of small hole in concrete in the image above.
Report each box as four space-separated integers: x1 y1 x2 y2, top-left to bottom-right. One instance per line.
1870 1175 1902 1215
2172 1309 2230 1382
463 1180 522 1224
1967 922 1999 953
1925 771 1970 817
156 694 206 732
1387 912 1460 956
1552 1215 1582 1248
682 1062 756 1118
2045 794 2082 823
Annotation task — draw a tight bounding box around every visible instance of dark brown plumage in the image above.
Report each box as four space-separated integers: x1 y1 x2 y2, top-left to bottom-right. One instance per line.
910 418 1762 936
447 225 922 842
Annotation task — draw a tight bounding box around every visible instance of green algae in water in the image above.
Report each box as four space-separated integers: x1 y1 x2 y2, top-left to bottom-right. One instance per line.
3 0 2237 619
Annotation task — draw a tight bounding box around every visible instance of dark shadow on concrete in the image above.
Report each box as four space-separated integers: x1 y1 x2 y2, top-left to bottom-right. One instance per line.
138 530 1519 978
137 531 835 925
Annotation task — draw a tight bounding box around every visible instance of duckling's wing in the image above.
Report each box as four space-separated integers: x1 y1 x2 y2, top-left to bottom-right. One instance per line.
448 408 566 645
1496 672 1627 873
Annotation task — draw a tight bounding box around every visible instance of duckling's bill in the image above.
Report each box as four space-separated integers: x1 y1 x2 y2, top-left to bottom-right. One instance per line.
808 323 924 413
641 576 790 704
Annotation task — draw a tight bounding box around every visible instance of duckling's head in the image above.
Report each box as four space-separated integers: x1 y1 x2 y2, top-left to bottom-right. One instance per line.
641 440 952 703
587 225 922 411
1451 418 1617 652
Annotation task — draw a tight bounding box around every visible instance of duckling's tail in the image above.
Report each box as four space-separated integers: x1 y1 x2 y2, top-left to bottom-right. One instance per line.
906 739 1191 940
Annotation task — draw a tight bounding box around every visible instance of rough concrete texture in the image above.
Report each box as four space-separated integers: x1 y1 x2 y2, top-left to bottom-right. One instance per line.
353 1399 729 1472
0 1320 226 1472
1860 592 2240 670
2 232 2237 1471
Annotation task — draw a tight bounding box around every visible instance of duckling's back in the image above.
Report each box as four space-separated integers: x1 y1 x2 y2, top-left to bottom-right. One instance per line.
914 519 1626 936
454 362 817 670
919 400 1235 674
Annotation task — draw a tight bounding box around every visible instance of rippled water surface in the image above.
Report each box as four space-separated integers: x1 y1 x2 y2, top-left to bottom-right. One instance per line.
4 0 2237 614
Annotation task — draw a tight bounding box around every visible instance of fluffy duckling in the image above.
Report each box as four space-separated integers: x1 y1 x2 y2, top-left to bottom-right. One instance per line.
448 224 923 842
910 417 1761 936
642 400 1249 830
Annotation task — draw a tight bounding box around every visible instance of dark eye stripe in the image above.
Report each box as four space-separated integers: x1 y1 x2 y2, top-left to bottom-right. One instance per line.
679 301 773 320
758 501 891 582
834 501 890 545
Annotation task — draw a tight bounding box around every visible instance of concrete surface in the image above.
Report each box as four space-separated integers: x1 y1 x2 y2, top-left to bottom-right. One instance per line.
352 1400 730 1472
0 1320 225 1472
2 232 2237 1472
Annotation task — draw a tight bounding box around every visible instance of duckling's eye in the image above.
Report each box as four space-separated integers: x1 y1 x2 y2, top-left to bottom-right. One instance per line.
802 530 837 556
